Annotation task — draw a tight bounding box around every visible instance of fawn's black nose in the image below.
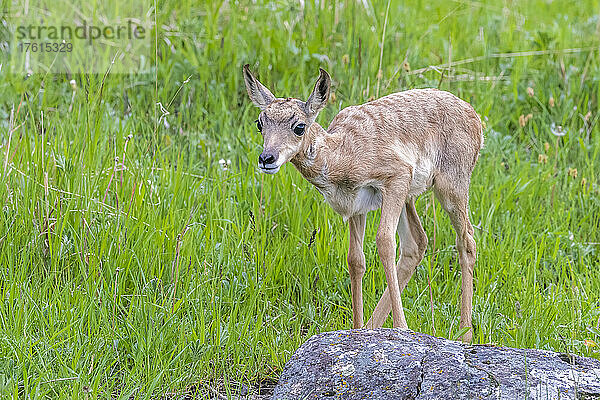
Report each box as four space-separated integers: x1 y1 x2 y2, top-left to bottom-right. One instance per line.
259 152 278 166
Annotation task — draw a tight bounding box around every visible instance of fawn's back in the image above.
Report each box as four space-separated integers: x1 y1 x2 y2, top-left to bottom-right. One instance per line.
326 89 483 186
306 89 483 218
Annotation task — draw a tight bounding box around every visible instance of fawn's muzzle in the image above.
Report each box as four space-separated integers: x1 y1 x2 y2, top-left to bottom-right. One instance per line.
258 151 278 167
258 150 280 174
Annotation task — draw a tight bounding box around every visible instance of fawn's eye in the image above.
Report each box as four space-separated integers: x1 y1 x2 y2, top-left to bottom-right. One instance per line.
255 119 262 132
293 123 306 136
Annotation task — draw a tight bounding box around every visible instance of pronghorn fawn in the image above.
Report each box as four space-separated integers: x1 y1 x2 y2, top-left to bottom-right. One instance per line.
243 65 483 343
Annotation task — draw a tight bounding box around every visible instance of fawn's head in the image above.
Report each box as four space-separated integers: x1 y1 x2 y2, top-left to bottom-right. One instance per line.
243 65 331 174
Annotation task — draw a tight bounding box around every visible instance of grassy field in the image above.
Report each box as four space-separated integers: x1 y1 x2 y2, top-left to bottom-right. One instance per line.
1 0 600 398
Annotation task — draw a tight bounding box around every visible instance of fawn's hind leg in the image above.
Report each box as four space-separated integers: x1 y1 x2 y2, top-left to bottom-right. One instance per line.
434 174 476 343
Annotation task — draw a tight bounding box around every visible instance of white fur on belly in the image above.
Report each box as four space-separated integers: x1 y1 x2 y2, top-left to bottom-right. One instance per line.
318 184 382 221
352 185 383 215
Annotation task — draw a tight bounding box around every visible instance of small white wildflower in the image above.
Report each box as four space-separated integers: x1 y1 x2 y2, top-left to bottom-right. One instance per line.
218 158 231 171
550 122 566 137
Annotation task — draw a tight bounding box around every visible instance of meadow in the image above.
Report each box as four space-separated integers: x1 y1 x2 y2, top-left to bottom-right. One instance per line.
1 0 599 398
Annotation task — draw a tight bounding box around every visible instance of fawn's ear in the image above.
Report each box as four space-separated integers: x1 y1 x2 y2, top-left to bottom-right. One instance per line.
305 68 331 119
243 64 276 110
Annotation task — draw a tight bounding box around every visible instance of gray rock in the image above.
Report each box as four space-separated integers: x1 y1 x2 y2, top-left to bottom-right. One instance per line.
271 329 600 400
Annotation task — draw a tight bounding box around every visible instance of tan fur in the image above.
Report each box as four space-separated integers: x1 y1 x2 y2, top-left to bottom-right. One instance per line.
243 65 482 342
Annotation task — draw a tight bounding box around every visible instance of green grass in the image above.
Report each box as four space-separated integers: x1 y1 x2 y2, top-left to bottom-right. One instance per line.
1 0 600 398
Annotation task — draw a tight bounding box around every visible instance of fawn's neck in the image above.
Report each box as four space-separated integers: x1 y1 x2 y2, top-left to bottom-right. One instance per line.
290 122 334 188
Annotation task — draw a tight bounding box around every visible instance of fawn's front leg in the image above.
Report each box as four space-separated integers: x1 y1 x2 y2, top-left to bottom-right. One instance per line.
347 214 367 328
376 184 409 329
366 199 428 329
